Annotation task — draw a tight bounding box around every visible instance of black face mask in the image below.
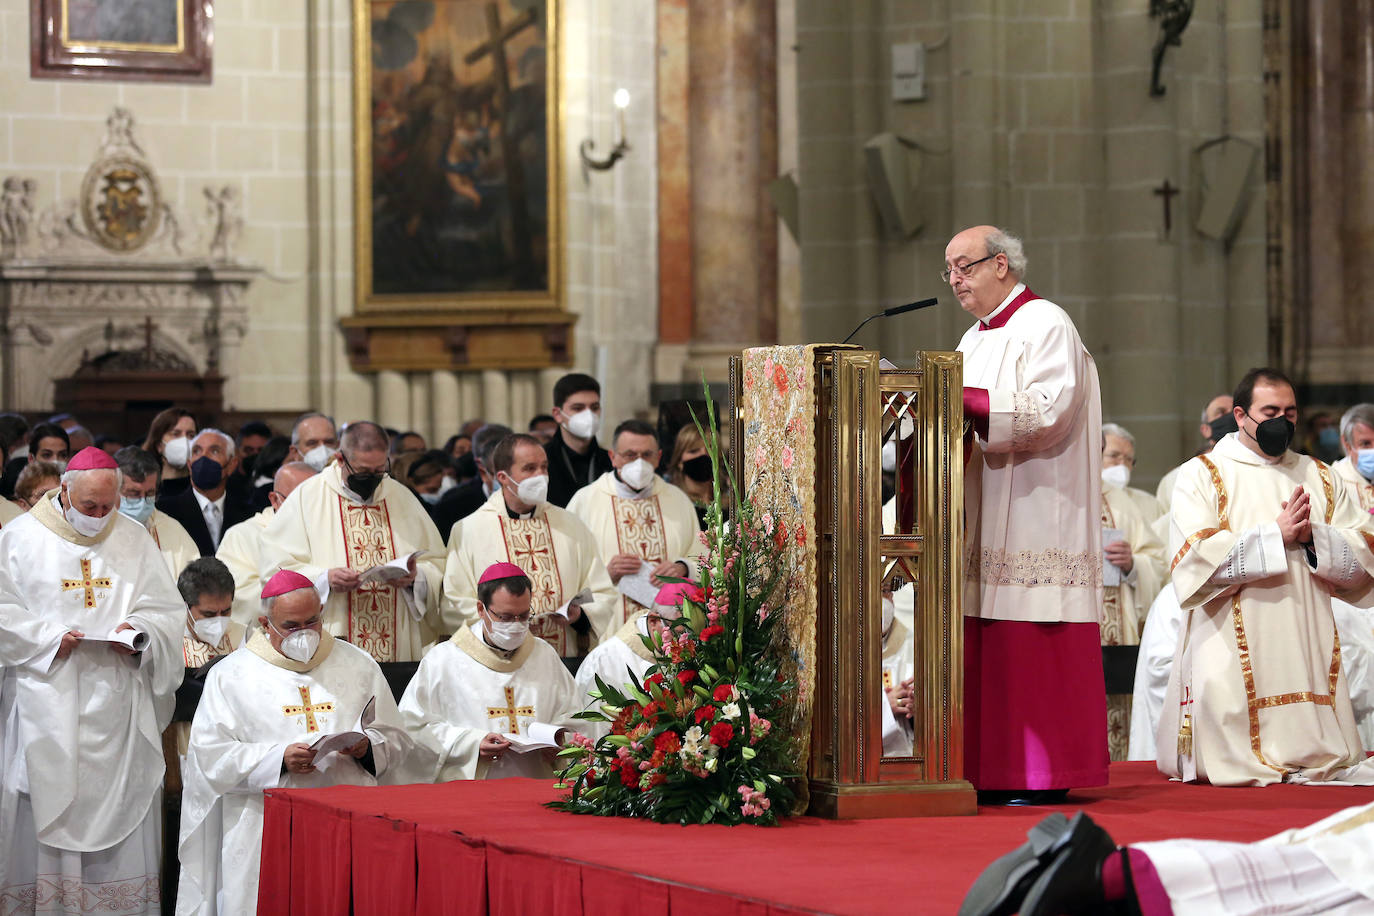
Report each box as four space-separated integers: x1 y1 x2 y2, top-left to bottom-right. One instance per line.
347 470 385 501
681 454 714 483
239 454 256 478
1208 413 1238 442
190 455 223 490
1246 414 1295 457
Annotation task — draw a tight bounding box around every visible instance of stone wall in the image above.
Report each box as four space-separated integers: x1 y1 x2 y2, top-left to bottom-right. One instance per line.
0 0 660 442
789 0 1268 486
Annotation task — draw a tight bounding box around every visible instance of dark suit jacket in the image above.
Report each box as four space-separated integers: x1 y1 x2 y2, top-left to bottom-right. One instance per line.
430 478 487 544
544 434 612 508
156 485 254 557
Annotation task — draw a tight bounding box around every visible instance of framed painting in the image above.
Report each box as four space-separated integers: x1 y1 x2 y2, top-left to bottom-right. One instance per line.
30 0 213 84
353 0 562 314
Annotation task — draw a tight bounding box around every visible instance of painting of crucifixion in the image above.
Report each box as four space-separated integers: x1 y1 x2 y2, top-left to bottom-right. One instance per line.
356 0 559 311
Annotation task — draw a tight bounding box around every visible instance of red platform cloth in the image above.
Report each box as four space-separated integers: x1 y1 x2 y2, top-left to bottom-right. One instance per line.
964 617 1110 791
259 764 1374 916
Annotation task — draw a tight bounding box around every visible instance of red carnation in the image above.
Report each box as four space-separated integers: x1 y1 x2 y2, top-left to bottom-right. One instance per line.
700 624 724 642
640 701 662 721
694 705 717 724
685 585 707 604
620 765 641 789
655 731 681 754
677 670 697 685
712 684 736 702
709 722 735 747
644 673 664 687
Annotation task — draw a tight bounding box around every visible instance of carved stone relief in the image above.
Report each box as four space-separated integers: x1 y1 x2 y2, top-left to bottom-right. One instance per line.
0 106 261 410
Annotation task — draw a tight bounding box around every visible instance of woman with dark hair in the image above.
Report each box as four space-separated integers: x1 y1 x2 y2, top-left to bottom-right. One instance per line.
665 424 728 526
141 407 196 497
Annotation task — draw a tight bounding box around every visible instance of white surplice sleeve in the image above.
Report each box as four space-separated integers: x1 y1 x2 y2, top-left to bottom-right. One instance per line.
396 650 482 782
982 307 1091 455
1203 523 1288 588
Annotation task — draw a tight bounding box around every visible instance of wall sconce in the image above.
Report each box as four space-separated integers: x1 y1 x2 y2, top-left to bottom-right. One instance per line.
579 88 631 180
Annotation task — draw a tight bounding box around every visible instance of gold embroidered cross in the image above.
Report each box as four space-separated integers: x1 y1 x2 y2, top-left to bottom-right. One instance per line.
282 685 335 733
487 686 535 734
61 559 112 610
509 533 551 573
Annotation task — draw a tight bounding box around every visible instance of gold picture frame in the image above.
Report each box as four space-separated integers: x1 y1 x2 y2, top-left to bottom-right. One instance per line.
352 0 563 317
31 0 212 84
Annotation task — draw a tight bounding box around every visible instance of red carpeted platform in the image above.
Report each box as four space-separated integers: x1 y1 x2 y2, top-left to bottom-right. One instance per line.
258 762 1374 915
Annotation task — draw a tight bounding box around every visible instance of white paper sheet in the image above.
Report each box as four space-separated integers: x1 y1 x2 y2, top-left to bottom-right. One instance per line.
617 560 661 609
357 550 422 585
553 588 594 621
80 627 148 652
1102 526 1125 587
501 721 563 753
308 696 378 766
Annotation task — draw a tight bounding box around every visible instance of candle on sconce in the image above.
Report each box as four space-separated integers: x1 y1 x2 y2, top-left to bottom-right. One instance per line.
613 88 630 147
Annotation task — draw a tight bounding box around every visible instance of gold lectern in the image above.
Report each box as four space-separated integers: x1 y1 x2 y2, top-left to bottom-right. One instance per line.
730 346 976 819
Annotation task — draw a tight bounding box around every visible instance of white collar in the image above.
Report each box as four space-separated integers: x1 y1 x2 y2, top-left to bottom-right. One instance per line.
980 282 1026 325
193 488 227 513
612 472 654 500
1212 431 1290 467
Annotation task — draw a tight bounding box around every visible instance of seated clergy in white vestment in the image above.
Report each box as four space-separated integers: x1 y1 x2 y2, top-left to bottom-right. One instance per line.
441 433 617 657
575 581 696 739
177 569 411 916
0 447 185 914
565 419 706 628
401 562 583 781
258 421 447 662
217 461 315 629
1161 368 1374 785
880 592 916 757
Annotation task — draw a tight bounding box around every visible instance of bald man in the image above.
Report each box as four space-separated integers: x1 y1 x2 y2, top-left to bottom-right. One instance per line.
947 225 1108 803
218 461 316 628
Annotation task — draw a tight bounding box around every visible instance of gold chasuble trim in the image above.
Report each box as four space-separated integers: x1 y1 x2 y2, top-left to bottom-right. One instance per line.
246 628 335 674
1316 460 1335 524
1172 456 1231 572
612 494 670 622
336 494 401 662
497 514 567 653
30 487 119 547
1230 594 1343 776
615 612 659 662
451 625 537 673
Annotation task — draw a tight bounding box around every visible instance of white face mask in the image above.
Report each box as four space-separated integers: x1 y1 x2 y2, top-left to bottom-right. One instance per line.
302 444 337 472
563 409 601 440
438 475 457 495
484 616 529 650
1101 464 1131 490
420 491 441 505
881 595 895 634
881 439 898 473
64 496 114 538
619 458 655 491
512 473 549 506
164 436 191 469
273 625 321 663
191 614 231 647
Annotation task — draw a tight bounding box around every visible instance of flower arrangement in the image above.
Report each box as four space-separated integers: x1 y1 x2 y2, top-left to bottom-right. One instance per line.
548 390 800 825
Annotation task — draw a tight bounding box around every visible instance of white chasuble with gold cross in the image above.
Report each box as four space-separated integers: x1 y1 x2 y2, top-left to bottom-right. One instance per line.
0 494 184 872
441 490 616 656
398 624 583 782
1161 433 1374 786
177 632 411 916
566 472 706 627
258 465 447 662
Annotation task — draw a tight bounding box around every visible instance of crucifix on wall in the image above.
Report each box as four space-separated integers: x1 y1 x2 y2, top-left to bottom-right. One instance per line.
1153 179 1179 238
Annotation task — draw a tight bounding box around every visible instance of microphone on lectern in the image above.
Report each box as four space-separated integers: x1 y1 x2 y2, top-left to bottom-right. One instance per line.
840 297 939 345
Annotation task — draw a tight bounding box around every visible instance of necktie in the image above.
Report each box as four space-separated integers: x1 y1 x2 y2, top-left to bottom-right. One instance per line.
205 502 222 544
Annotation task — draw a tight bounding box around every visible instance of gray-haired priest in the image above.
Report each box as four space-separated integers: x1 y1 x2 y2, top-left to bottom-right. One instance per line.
946 225 1109 804
0 447 185 913
176 569 411 915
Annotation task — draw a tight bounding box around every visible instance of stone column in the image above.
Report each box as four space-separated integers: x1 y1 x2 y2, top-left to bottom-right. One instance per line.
376 370 409 429
407 373 432 443
431 370 461 441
